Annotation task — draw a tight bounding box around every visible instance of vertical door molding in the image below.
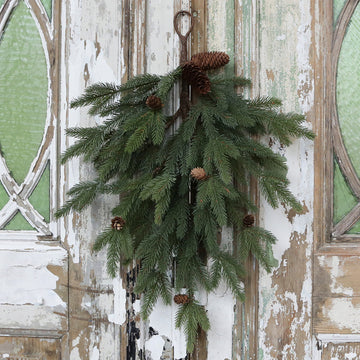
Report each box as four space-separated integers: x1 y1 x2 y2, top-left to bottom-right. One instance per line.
233 1 260 359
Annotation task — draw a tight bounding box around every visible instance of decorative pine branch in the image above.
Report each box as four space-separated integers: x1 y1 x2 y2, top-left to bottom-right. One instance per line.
56 53 314 353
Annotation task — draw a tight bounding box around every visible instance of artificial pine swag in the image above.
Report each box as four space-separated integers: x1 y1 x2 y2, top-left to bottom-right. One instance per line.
56 29 314 352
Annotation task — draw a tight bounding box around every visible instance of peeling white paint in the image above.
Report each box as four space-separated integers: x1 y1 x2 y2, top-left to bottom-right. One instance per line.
108 276 127 325
90 346 100 360
0 305 64 329
326 298 360 332
345 353 357 360
258 0 314 359
318 256 354 297
207 281 234 360
260 204 293 261
0 242 67 307
145 336 164 360
145 0 176 75
70 347 81 360
147 299 187 359
296 0 314 114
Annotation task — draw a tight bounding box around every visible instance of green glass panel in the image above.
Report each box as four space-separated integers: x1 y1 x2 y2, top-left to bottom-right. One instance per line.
337 4 360 178
0 1 48 185
4 211 34 230
29 163 50 222
347 220 360 234
333 0 347 26
0 182 9 210
41 0 52 21
333 160 358 224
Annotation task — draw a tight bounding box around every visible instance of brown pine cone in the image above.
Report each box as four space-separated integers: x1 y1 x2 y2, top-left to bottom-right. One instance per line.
191 51 230 71
190 167 208 181
111 216 126 230
181 62 211 94
146 95 163 110
243 214 255 227
174 294 191 305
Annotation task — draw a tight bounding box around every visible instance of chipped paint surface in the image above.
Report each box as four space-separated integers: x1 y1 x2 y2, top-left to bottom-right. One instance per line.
0 241 67 307
258 0 315 359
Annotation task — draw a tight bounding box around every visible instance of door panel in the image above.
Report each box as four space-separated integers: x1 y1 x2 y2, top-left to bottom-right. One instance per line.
322 343 360 360
0 336 61 360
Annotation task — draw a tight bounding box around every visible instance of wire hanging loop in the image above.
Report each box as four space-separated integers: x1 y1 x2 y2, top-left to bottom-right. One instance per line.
173 10 194 65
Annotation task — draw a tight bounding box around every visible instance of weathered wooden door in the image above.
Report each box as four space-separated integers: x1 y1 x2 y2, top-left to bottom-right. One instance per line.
0 0 125 358
0 0 68 358
3 0 360 359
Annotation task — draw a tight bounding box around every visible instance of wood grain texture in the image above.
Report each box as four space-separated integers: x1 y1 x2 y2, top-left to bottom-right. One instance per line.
0 336 61 360
314 297 360 334
313 0 333 250
190 0 207 55
233 1 260 359
321 342 360 360
314 254 360 298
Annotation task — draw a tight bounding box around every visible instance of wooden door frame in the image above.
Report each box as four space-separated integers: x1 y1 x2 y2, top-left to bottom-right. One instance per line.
313 0 360 354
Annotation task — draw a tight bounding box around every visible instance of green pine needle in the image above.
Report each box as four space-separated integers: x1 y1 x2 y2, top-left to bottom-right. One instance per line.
175 300 210 353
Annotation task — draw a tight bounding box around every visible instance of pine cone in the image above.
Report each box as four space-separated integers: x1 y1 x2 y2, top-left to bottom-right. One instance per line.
243 214 255 227
111 216 126 230
174 294 191 305
146 95 163 110
191 51 230 71
182 62 211 94
191 167 208 181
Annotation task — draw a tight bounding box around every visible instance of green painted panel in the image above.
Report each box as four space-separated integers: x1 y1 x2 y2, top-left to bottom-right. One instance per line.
333 160 358 225
347 220 360 234
337 4 360 178
4 211 34 230
29 163 50 222
41 0 52 21
333 0 347 26
0 1 48 185
0 183 9 210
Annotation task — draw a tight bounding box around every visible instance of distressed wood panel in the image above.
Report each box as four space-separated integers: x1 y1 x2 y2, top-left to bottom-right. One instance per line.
233 1 260 359
314 297 360 334
60 0 130 358
0 336 61 360
313 0 334 250
0 241 67 333
191 0 207 54
257 0 314 358
321 342 360 360
314 255 360 298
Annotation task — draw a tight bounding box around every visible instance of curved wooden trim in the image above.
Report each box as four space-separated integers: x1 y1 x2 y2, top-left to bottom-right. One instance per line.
332 202 360 237
0 160 51 234
0 0 17 35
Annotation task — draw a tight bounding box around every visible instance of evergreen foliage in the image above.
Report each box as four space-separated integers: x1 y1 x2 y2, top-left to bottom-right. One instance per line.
56 61 314 353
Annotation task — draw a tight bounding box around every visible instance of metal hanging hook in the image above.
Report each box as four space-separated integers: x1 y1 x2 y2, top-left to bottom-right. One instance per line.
173 10 194 64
